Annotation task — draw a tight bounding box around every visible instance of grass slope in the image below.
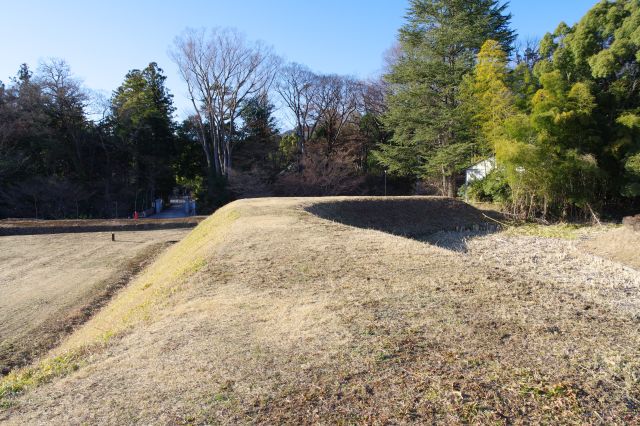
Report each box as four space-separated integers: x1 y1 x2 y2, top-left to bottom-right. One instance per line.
1 197 639 424
0 229 190 375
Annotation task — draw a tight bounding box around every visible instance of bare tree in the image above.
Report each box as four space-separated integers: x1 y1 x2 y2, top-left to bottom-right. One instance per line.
361 77 388 116
171 28 279 187
382 41 403 74
277 66 364 156
514 36 541 68
37 58 89 176
275 63 320 156
314 74 362 153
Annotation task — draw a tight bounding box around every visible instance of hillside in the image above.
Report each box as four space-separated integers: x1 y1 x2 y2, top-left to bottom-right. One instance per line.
1 197 639 424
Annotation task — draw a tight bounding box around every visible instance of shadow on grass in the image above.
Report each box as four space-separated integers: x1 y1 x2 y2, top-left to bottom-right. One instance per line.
418 229 497 252
305 197 501 252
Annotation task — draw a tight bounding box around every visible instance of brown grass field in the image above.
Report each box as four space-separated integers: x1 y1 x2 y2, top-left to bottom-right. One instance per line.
0 217 204 236
0 197 639 424
0 229 191 375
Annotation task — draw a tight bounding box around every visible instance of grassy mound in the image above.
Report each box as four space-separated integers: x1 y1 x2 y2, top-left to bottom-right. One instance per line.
1 197 638 424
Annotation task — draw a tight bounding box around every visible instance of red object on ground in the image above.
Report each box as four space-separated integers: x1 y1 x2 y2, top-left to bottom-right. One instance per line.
133 211 139 220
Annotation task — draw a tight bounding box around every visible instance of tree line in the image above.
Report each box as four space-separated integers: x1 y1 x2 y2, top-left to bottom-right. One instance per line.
171 28 392 199
378 0 640 220
1 0 638 220
0 60 186 218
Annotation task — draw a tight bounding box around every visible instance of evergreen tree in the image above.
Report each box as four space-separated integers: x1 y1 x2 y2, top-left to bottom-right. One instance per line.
239 94 278 144
458 1 640 218
494 71 603 218
110 63 176 205
375 0 515 196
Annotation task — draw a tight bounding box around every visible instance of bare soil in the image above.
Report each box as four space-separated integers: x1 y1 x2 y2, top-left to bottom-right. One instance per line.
0 229 190 374
1 197 638 424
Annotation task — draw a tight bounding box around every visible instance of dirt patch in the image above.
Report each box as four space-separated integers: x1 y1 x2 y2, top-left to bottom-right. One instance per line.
0 229 190 375
0 217 204 236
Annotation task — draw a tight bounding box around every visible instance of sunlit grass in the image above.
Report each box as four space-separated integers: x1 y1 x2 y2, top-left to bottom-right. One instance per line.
1 351 84 408
0 206 238 408
503 222 619 240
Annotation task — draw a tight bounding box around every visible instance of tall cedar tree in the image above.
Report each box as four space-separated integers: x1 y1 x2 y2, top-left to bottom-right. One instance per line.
375 0 515 196
110 63 176 206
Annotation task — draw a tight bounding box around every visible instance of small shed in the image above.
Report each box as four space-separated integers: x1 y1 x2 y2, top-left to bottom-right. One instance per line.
465 157 495 185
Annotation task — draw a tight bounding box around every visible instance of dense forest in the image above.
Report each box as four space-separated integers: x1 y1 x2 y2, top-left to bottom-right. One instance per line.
1 0 638 220
0 61 186 218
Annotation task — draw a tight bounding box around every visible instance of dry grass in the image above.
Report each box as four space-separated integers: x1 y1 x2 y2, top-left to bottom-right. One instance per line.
0 229 190 375
579 226 640 270
1 197 639 424
0 217 204 236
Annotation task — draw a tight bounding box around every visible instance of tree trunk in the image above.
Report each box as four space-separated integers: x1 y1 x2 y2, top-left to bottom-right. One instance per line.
212 138 221 178
207 165 217 198
203 146 217 199
446 175 456 198
225 143 232 176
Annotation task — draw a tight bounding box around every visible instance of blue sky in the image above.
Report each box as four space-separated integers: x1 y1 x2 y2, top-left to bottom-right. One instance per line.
1 0 597 120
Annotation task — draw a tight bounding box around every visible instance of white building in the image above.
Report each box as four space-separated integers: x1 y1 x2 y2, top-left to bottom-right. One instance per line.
465 157 496 185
